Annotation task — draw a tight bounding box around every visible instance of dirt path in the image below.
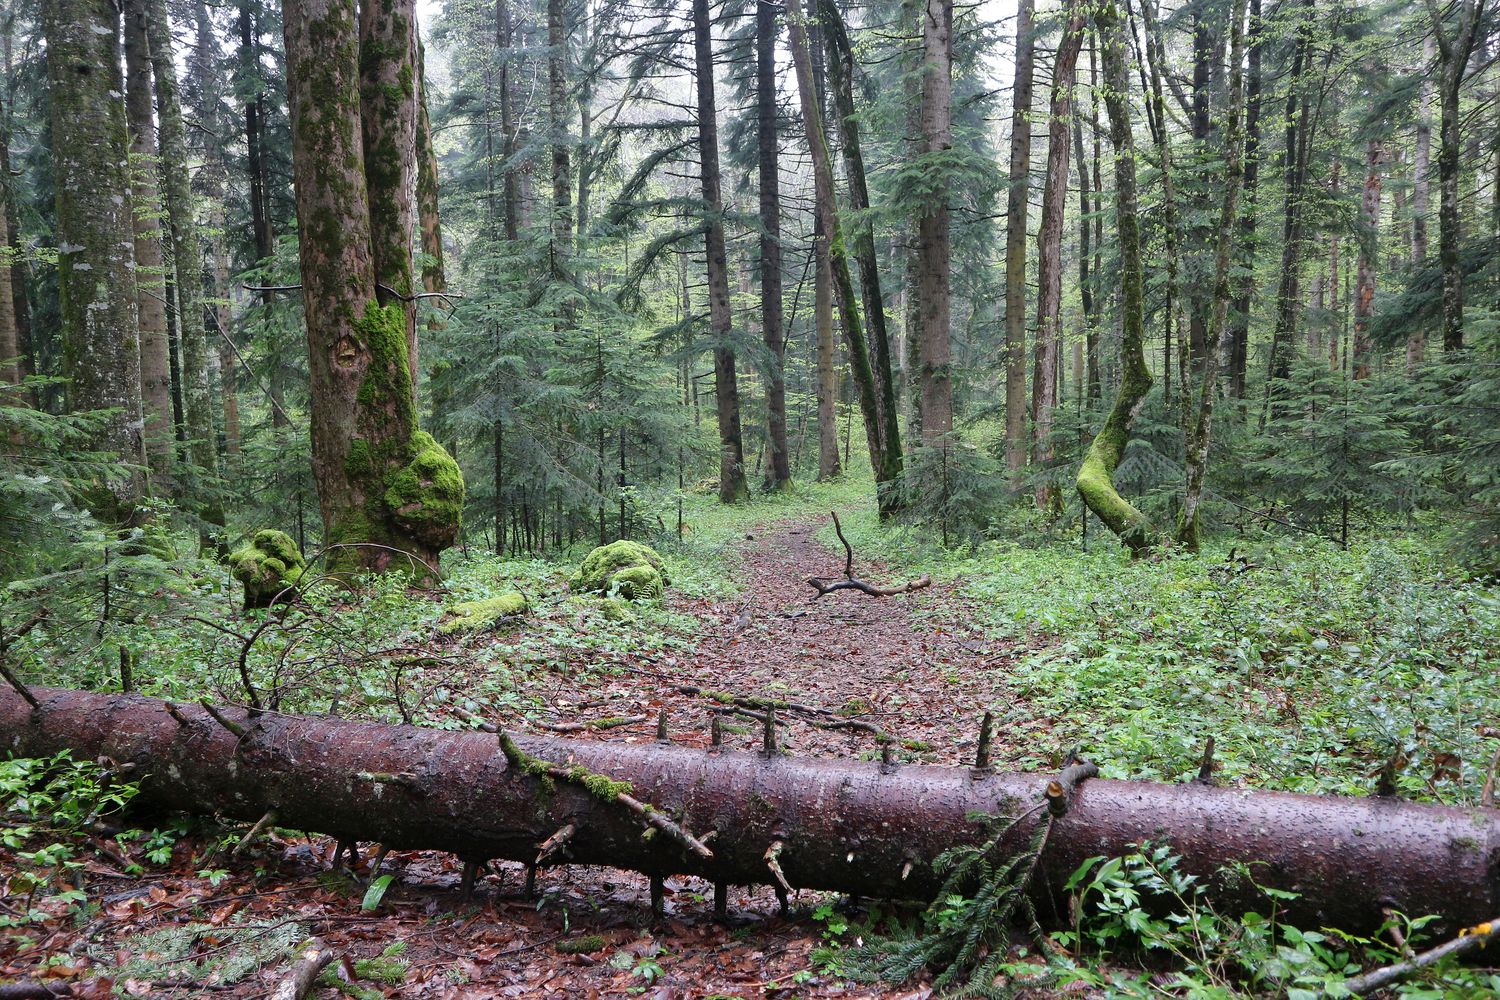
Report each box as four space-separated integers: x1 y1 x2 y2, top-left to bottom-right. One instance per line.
544 520 1023 765
2 522 1032 999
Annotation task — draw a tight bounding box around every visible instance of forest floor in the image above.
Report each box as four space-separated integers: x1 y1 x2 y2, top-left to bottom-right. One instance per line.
1 517 1024 999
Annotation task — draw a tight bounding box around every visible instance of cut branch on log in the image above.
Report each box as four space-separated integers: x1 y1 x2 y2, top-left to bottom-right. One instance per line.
806 512 931 598
4 686 1500 934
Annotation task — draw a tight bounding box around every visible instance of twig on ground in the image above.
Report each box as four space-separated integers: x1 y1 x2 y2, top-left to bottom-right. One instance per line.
1342 917 1498 995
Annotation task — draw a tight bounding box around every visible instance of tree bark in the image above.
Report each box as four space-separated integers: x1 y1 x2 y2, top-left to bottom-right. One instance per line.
239 1 273 269
914 0 953 446
41 0 147 515
1138 0 1184 425
124 0 177 493
1425 0 1484 353
1076 0 1152 554
415 38 445 298
1179 0 1249 552
818 0 902 496
5 686 1500 936
0 118 17 391
691 0 748 504
1227 0 1261 400
283 0 462 576
547 0 573 290
1003 0 1035 475
1409 35 1434 369
1352 140 1382 380
146 0 217 502
1030 0 1086 511
757 0 790 490
786 0 893 508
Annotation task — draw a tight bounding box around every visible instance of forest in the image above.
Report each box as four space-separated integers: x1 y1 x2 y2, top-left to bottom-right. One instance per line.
1 0 1500 993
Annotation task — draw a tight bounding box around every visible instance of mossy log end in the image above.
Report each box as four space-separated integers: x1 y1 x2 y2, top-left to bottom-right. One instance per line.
4 686 1500 935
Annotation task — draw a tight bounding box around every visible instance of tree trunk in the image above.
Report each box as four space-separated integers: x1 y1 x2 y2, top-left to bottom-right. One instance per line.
6 686 1500 937
1138 0 1184 426
815 214 840 481
239 0 273 268
818 0 902 496
1179 0 1249 552
1002 0 1035 475
124 0 177 494
757 0 790 490
1227 0 1261 400
1409 36 1434 368
547 0 573 287
1352 140 1382 380
416 38 445 298
498 0 521 244
1076 0 1152 554
1031 0 1086 511
360 0 420 369
283 0 462 577
692 0 748 504
41 0 147 515
0 119 17 390
146 0 217 505
786 0 892 507
914 0 953 446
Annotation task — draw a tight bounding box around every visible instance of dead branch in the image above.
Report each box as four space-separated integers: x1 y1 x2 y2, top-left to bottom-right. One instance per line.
806 512 931 598
1342 917 1499 995
268 937 337 1000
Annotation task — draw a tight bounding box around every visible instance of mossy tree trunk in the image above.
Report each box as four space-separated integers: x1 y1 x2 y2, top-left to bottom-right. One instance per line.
1178 0 1249 552
691 0 748 504
283 0 462 578
146 0 218 516
41 0 147 516
1075 0 1153 555
123 0 177 494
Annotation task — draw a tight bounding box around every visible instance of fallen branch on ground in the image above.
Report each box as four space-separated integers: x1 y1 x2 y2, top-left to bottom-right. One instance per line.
1342 917 1498 995
269 937 337 1000
4 686 1500 933
805 512 932 599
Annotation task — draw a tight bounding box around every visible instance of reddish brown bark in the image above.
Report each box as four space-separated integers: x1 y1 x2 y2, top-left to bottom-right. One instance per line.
3 686 1499 935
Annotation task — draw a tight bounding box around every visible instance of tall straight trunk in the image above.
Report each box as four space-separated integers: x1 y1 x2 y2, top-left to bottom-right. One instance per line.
41 0 147 513
0 120 17 390
818 0 902 486
1327 160 1341 370
193 0 239 458
786 0 892 507
1263 0 1313 422
239 1 273 267
360 0 420 370
1072 108 1094 400
283 0 462 576
547 0 573 282
1426 0 1483 353
757 0 790 489
146 0 216 493
1179 0 1249 551
498 0 521 244
123 0 176 493
1409 36 1435 367
1186 4 1212 373
815 210 840 480
1031 0 1086 509
1002 0 1036 473
1076 0 1153 554
691 0 747 503
416 38 445 296
1227 0 1261 399
914 0 953 445
1087 36 1102 401
1137 0 1184 422
1352 140 1382 379
0 133 31 405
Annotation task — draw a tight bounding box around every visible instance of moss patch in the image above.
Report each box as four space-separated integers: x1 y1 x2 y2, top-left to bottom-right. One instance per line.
568 541 669 601
385 430 464 549
227 529 306 609
556 934 607 955
438 592 527 634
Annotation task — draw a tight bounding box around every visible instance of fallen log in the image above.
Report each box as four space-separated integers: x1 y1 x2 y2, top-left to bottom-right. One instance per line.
3 687 1499 935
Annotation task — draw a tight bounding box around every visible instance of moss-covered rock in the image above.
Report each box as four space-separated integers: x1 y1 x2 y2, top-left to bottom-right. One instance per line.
597 597 635 623
438 592 528 634
385 430 464 550
568 541 669 601
228 529 306 609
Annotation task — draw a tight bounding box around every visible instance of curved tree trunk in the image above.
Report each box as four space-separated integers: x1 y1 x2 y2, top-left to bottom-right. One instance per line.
1076 0 1152 554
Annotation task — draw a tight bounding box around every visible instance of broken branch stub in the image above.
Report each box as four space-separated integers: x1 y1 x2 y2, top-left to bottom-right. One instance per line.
3 687 1499 934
